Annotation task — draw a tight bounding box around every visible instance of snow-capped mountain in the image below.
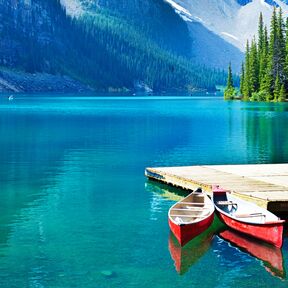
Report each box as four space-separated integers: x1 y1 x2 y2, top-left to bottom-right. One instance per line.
165 0 288 51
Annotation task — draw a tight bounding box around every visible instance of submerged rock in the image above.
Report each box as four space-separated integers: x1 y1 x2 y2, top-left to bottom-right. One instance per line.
100 270 116 278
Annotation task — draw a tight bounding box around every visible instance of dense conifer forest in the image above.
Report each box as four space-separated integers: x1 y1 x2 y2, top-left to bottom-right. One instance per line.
225 8 288 101
0 0 228 92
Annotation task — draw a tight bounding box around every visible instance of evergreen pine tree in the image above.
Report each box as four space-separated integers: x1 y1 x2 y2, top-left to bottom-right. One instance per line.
249 39 259 93
262 64 274 100
261 8 279 101
243 41 251 100
284 17 288 87
276 8 286 83
258 12 265 55
259 26 269 87
240 62 245 96
224 62 236 100
258 13 266 86
260 27 272 99
239 10 288 102
279 84 286 102
269 7 278 81
274 74 281 101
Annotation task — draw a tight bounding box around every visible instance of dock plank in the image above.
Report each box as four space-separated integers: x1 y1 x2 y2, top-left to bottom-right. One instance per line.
145 164 288 214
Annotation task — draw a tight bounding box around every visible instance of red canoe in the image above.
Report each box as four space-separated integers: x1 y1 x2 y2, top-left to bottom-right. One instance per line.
213 185 285 248
168 189 214 247
219 229 285 279
168 216 221 275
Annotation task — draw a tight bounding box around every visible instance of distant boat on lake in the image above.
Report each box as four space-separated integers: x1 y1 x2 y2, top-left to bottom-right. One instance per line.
219 229 286 280
8 95 14 101
213 185 285 248
168 189 214 246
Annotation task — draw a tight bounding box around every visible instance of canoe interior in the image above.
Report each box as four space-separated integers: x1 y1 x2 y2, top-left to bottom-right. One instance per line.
169 193 214 225
214 192 280 224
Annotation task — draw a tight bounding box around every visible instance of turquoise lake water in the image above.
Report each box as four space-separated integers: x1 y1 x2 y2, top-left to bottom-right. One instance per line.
0 95 287 288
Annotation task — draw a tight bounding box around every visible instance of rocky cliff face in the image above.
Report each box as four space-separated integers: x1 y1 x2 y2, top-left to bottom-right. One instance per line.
0 0 66 70
0 0 91 92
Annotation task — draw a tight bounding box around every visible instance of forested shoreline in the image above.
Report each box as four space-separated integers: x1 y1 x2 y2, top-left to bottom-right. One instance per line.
225 8 288 102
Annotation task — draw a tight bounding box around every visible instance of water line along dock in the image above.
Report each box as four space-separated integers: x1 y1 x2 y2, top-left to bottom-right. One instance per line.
145 164 288 215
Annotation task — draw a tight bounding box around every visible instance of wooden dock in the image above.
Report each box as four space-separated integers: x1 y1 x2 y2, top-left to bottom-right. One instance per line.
145 164 288 215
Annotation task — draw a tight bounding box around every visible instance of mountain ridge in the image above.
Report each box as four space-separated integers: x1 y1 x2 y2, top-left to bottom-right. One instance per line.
165 0 288 51
65 0 243 70
0 0 232 92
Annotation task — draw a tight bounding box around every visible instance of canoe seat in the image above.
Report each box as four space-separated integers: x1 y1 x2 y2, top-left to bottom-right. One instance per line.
234 212 266 218
172 214 208 224
181 202 205 205
175 217 184 224
217 201 237 207
171 207 209 211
